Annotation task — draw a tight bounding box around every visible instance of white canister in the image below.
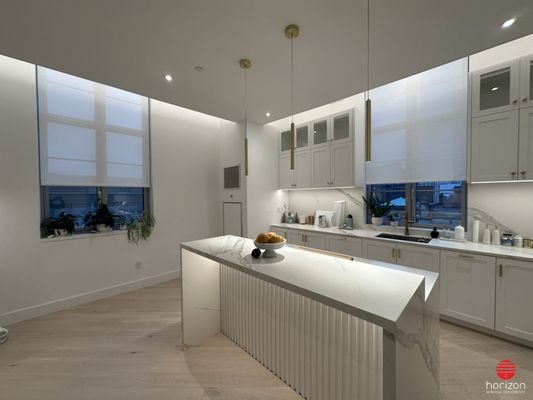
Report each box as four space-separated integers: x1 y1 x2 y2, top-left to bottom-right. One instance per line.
482 225 491 244
454 224 465 241
513 234 523 247
492 226 501 245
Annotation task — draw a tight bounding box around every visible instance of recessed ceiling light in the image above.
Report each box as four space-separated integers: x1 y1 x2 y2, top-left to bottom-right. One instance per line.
266 112 271 117
194 66 204 72
501 18 516 28
491 86 499 91
164 74 173 82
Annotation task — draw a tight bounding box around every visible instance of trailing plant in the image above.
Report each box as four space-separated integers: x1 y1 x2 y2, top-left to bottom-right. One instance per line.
127 211 155 244
45 212 78 235
84 204 116 230
362 195 394 218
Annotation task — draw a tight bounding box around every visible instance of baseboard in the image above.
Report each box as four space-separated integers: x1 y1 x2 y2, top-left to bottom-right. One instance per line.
440 315 533 350
0 270 178 326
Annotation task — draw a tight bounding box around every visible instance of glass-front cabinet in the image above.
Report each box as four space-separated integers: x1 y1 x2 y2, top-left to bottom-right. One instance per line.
279 124 309 153
472 60 520 117
312 119 328 146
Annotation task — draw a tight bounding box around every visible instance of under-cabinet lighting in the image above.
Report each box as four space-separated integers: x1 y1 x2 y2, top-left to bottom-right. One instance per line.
164 74 173 82
491 87 499 91
266 112 271 117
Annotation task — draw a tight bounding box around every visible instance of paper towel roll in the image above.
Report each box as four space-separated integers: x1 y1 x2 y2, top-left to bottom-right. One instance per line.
472 220 480 243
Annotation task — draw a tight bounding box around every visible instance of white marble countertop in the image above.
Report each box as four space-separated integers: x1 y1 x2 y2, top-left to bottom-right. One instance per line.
271 223 533 262
181 235 438 332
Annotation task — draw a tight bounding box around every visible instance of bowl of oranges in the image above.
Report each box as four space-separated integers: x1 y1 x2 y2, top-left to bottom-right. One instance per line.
254 232 286 258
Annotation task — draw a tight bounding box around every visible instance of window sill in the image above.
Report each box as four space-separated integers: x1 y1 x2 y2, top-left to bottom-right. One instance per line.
41 229 128 242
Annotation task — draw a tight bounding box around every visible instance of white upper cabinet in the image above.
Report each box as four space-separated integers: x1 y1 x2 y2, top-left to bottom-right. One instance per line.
312 118 329 147
519 54 533 108
471 60 520 118
311 146 331 187
470 111 519 182
496 257 533 342
470 54 533 183
278 154 293 189
279 109 355 189
518 107 533 180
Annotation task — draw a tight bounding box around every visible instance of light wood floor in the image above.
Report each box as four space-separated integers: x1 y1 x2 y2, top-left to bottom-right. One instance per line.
1 280 532 400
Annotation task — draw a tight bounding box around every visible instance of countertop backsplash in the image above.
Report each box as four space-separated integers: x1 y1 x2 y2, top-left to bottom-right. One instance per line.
286 183 533 240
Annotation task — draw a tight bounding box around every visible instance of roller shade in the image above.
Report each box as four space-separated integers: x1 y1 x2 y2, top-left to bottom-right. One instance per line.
365 58 468 184
37 67 150 187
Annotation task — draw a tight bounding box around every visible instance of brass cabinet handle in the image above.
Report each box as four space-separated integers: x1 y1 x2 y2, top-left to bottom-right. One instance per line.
512 99 518 104
523 97 528 102
521 171 527 175
397 248 401 258
511 171 517 176
499 264 503 277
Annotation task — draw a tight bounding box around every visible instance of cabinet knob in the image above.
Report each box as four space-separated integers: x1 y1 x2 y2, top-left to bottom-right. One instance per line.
523 97 528 102
521 171 527 175
512 99 518 104
511 171 517 176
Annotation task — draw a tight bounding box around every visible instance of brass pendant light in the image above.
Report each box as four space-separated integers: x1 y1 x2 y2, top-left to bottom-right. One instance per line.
285 24 299 170
240 58 251 176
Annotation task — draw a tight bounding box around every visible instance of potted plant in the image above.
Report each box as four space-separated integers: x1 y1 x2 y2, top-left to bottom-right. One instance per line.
362 195 393 225
127 211 155 244
84 204 115 232
388 214 399 227
115 214 128 231
44 212 78 236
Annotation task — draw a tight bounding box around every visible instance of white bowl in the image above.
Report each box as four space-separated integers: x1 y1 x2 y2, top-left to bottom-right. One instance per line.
253 239 286 258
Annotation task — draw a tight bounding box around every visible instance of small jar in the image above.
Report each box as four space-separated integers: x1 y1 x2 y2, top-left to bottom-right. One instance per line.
501 234 513 247
513 234 523 247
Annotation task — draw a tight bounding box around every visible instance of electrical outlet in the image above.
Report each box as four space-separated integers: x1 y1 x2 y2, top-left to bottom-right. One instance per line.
135 261 142 270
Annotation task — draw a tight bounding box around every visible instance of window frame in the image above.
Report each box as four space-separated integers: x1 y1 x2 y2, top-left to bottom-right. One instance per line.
366 181 467 229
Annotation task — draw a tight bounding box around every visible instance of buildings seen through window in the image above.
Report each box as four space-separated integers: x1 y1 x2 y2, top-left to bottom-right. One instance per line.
367 181 466 228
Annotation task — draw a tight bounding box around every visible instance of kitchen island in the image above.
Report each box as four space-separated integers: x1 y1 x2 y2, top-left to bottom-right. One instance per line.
180 235 439 400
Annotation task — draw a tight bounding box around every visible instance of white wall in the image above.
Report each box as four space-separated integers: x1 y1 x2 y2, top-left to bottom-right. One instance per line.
0 55 238 326
469 33 533 71
245 122 288 239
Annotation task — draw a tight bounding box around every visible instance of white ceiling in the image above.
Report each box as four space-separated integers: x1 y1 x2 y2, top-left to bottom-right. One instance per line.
1 0 532 124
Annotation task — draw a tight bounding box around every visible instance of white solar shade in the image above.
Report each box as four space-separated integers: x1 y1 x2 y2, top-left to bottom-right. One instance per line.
38 67 150 187
366 58 468 184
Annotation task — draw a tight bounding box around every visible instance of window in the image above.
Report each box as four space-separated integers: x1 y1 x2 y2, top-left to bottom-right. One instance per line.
37 67 151 237
366 181 466 228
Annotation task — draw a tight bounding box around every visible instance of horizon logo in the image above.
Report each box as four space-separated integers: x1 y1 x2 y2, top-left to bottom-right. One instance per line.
486 360 526 395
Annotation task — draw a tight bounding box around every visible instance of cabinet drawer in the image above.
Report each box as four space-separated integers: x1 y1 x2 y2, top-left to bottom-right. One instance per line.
326 235 362 258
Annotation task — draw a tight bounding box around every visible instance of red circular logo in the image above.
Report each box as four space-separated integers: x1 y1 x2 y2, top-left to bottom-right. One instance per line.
496 360 516 380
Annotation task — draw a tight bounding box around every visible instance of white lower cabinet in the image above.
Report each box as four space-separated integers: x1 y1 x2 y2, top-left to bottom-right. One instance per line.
361 239 397 264
269 228 287 239
495 257 533 341
440 251 496 329
287 230 326 250
396 244 440 273
326 235 362 258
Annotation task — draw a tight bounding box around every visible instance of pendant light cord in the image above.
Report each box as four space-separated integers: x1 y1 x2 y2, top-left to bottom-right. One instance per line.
366 0 370 100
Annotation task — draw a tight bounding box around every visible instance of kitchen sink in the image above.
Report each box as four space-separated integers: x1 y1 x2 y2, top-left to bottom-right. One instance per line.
376 233 432 244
